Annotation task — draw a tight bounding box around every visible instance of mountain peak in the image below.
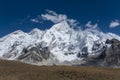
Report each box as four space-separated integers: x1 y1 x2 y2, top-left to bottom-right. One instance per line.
31 28 41 32
29 28 43 35
12 30 25 35
0 21 120 66
50 21 70 31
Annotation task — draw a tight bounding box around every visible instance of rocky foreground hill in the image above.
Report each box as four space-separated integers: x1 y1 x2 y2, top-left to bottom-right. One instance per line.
0 59 120 80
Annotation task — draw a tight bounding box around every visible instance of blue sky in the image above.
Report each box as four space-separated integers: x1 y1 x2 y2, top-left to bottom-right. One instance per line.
0 0 120 37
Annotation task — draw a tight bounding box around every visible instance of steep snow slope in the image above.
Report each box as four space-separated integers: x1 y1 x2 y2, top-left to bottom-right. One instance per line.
0 21 120 64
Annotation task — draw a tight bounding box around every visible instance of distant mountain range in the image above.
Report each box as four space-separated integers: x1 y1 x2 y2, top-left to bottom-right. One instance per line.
0 21 120 68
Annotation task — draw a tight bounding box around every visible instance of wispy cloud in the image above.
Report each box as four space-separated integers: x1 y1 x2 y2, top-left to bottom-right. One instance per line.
41 10 67 23
85 21 98 28
41 10 79 27
31 19 39 23
109 20 120 28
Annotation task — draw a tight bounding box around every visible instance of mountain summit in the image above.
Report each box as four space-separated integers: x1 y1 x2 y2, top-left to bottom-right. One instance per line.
0 21 120 67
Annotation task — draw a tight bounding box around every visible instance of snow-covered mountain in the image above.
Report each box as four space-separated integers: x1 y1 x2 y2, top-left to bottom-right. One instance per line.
0 21 120 66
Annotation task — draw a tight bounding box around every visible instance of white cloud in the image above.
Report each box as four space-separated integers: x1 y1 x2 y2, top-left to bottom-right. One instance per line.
85 21 98 28
31 19 42 23
41 10 67 23
31 19 39 23
67 19 79 27
41 10 78 27
109 20 120 28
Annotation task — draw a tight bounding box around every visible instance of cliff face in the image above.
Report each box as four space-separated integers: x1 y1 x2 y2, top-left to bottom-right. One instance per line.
81 39 120 68
104 39 120 67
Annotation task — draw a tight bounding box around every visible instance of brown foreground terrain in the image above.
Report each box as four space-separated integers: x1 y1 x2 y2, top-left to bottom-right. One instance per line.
0 60 120 80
